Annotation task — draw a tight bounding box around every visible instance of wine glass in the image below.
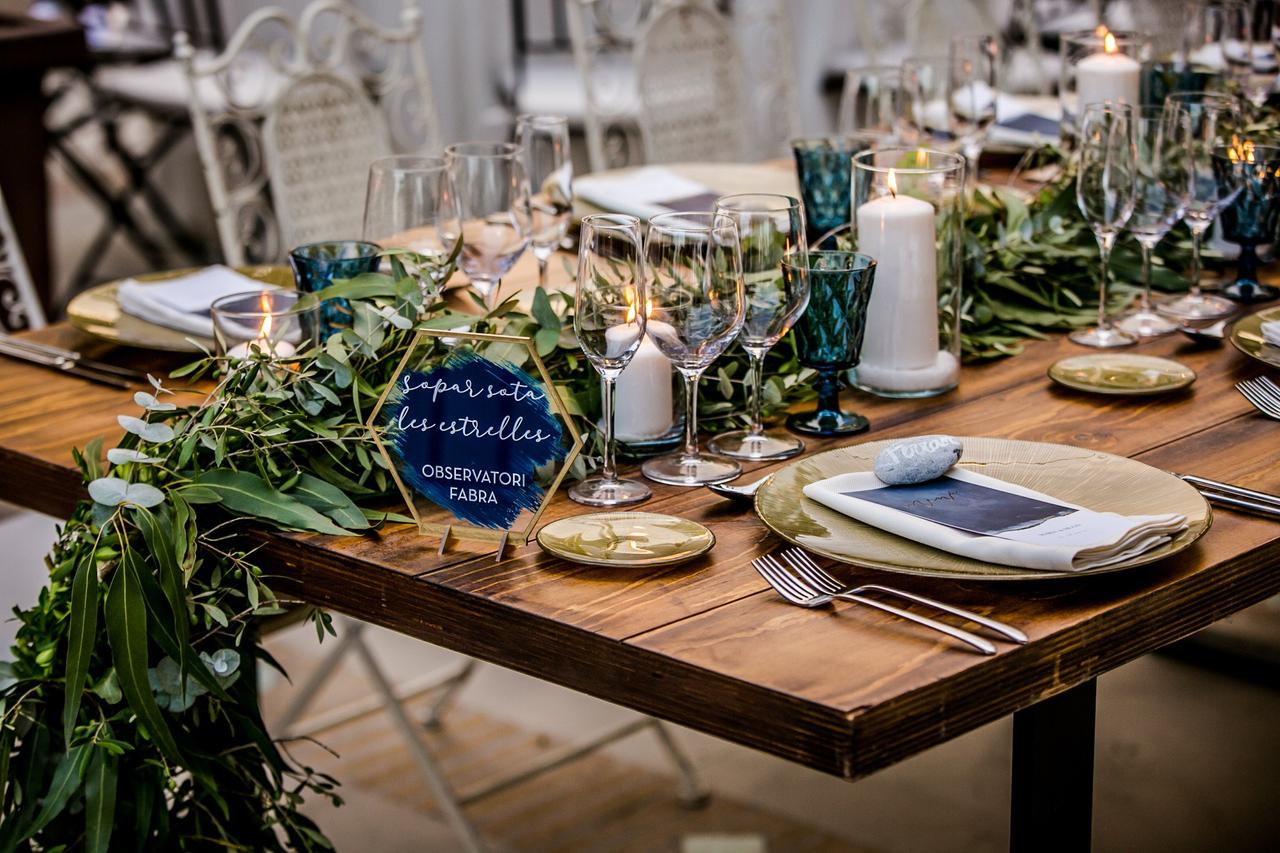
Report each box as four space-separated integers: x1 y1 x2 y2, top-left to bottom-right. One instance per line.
1183 0 1253 91
640 212 745 486
1072 102 1138 348
442 142 532 306
948 34 1001 179
1157 93 1243 321
1117 107 1191 338
571 214 651 506
900 55 954 146
707 194 809 461
362 155 455 299
837 65 903 143
516 114 573 290
1237 0 1279 109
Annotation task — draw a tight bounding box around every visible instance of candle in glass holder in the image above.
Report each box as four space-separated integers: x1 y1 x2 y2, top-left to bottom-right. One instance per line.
226 312 298 360
615 312 674 441
855 168 959 392
1077 31 1140 108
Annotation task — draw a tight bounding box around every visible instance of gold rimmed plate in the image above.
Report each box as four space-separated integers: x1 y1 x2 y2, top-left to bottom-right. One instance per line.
1047 353 1196 396
1229 306 1280 370
536 512 715 568
754 437 1211 581
66 265 292 352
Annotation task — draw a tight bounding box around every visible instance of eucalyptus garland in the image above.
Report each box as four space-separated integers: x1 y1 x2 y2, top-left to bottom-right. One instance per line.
0 164 1206 850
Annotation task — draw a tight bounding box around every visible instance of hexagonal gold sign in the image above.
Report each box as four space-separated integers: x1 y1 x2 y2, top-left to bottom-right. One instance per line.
367 329 583 546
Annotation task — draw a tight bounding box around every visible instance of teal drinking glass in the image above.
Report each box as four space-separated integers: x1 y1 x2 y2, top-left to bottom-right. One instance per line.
792 137 859 248
1215 142 1280 302
785 251 877 436
288 240 382 340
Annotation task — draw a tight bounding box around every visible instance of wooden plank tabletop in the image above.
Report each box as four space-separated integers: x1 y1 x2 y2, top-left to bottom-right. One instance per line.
3 234 1280 788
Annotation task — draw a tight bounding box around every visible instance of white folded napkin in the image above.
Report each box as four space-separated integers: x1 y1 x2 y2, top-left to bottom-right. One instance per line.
117 266 275 338
574 167 721 220
803 467 1187 573
1261 320 1280 346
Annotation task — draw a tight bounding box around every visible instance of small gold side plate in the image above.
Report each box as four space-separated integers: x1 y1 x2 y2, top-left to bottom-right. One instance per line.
1048 353 1196 396
536 512 715 567
1230 306 1280 370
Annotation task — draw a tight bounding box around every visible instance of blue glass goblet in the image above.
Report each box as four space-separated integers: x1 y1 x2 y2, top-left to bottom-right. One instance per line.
289 241 382 339
784 251 877 436
1215 144 1280 303
791 137 864 248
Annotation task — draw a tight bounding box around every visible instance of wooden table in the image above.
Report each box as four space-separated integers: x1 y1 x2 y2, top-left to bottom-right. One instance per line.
2 251 1279 852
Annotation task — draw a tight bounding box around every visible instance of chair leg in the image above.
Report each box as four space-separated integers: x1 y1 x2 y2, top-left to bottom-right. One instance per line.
350 630 488 853
648 719 711 809
423 658 478 729
273 618 365 736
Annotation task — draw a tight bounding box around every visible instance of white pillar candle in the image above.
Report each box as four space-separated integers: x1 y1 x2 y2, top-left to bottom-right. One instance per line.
604 322 642 359
855 171 959 393
227 338 296 360
1076 34 1141 109
614 322 674 441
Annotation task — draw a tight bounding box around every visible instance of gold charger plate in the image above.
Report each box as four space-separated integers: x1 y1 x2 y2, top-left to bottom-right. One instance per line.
1047 354 1196 396
536 512 715 568
1229 306 1280 370
754 437 1211 581
66 265 292 352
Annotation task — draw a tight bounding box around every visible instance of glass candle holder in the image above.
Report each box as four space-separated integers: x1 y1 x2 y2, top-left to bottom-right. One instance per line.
211 290 318 359
1215 142 1280 302
792 136 870 248
289 241 381 340
850 147 964 398
1059 29 1151 144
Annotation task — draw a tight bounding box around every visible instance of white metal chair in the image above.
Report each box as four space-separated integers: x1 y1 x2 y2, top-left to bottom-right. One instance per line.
0 186 46 333
177 0 441 265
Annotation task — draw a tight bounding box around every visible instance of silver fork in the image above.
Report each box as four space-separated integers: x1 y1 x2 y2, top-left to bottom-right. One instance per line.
782 549 1028 644
1236 377 1280 420
752 553 997 655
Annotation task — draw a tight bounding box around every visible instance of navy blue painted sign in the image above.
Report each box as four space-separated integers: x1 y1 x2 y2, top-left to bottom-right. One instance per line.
387 350 565 529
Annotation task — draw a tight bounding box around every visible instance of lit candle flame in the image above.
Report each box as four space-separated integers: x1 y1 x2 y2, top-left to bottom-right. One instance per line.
887 168 898 198
1095 24 1108 38
1103 32 1118 54
645 297 654 319
258 291 274 345
916 148 928 167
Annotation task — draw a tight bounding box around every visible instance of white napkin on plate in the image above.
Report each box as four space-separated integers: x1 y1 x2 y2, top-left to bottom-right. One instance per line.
803 467 1187 572
574 167 720 220
117 266 275 338
1260 320 1280 346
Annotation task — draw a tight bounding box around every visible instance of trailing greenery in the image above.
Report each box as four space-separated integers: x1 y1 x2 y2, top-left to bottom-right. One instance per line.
0 160 1212 850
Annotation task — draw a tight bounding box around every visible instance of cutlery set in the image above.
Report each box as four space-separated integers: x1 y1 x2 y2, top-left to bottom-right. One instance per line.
0 334 147 389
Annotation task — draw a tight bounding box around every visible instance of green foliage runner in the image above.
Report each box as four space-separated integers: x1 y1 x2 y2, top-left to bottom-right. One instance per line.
0 165 1196 849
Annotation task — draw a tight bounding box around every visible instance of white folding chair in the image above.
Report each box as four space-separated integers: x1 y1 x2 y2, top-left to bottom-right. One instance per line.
0 186 46 333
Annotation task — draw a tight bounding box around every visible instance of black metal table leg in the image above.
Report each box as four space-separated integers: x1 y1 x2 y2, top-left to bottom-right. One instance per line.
1010 678 1097 853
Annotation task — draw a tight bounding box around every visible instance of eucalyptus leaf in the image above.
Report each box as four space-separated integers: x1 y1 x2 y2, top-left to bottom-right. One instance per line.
116 416 175 444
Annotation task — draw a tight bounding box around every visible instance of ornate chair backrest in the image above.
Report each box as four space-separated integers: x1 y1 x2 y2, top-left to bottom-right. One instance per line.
565 0 652 172
732 0 800 161
634 1 748 165
178 0 439 265
0 186 46 332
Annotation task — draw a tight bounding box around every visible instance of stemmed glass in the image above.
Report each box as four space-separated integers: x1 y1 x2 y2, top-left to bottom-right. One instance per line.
640 212 745 486
1184 0 1254 92
707 194 809 461
948 35 1001 179
1158 93 1243 321
442 142 531 307
516 114 573 290
1072 102 1138 348
362 155 455 299
837 66 903 143
1117 107 1191 338
571 214 651 506
1235 0 1280 109
900 56 953 146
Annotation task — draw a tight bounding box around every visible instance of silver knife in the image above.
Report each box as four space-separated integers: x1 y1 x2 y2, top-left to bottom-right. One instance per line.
1178 474 1280 510
0 333 148 382
0 340 134 389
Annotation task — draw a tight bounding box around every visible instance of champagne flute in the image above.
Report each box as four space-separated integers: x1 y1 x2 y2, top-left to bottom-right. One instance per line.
640 212 745 487
707 194 809 461
948 34 1001 179
1117 107 1191 338
361 155 455 299
1072 102 1138 348
516 114 573 290
1158 92 1243 320
571 214 651 506
442 142 532 307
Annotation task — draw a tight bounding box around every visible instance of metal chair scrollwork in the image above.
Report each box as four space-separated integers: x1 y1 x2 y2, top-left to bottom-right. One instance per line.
0 185 46 333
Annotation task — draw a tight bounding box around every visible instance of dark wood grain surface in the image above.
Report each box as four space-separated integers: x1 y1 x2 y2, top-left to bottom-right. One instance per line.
2 261 1279 783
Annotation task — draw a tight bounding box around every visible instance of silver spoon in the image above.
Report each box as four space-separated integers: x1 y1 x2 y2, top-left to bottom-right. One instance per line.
1179 319 1228 344
707 475 771 502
